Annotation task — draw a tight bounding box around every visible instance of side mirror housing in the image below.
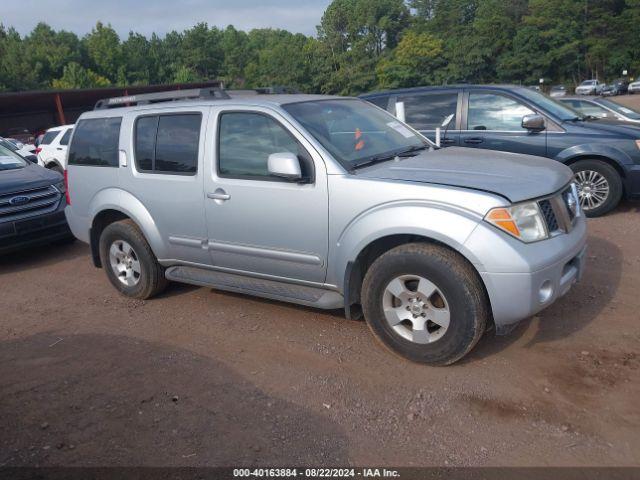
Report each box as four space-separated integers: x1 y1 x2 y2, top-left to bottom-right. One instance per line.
268 152 302 181
522 114 546 131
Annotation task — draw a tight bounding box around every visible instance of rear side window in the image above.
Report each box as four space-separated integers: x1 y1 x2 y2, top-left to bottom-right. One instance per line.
68 118 122 167
40 130 59 145
59 128 73 146
399 93 458 130
134 114 201 175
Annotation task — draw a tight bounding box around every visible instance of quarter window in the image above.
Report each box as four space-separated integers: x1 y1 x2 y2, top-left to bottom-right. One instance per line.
68 117 122 167
59 128 73 146
399 93 458 130
134 114 201 174
218 112 310 180
467 93 534 131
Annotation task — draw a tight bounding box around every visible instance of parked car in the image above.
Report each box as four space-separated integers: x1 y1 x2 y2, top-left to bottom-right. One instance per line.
361 85 640 216
65 88 587 365
575 80 604 95
549 85 567 98
1 128 35 145
601 79 629 96
559 97 640 124
36 124 74 172
0 143 73 254
628 80 640 94
0 137 37 162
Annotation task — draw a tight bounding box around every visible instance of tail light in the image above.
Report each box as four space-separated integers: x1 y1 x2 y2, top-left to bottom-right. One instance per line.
64 170 71 205
35 147 42 154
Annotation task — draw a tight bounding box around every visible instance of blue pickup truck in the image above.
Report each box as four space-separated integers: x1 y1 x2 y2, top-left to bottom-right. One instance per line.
361 85 640 216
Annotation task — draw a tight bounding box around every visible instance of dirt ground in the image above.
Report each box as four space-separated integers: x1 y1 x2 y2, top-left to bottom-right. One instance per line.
0 199 639 468
612 93 640 110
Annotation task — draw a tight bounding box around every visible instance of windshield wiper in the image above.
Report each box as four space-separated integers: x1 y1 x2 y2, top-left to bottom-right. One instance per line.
350 145 428 171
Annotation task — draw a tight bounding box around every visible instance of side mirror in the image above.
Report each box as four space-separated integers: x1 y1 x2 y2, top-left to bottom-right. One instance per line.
268 152 302 181
522 114 546 131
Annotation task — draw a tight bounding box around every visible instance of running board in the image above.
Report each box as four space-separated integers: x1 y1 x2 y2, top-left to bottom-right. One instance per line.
165 266 344 309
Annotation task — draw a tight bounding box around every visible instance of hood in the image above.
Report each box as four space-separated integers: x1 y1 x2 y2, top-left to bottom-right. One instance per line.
355 147 573 203
568 118 640 137
0 161 62 195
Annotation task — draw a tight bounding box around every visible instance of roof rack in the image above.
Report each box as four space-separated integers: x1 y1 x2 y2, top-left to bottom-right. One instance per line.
94 87 230 110
227 86 301 95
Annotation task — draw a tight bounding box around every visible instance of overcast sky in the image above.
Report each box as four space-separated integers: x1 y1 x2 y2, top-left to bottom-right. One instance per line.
3 0 332 38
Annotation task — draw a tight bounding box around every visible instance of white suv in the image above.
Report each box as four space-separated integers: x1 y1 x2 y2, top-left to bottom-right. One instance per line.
36 124 74 172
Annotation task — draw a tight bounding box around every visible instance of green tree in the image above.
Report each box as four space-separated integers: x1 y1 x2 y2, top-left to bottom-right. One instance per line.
51 62 110 89
376 31 443 87
83 22 122 82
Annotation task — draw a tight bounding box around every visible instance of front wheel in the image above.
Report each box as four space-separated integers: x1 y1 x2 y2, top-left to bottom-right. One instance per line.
361 243 489 365
570 159 623 217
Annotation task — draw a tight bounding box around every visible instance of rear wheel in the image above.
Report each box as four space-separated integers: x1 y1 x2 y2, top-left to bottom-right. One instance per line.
99 219 167 299
570 159 623 217
361 243 489 365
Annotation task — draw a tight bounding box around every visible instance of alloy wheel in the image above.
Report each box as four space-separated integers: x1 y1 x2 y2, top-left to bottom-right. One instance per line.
382 274 450 344
574 170 610 211
109 240 141 287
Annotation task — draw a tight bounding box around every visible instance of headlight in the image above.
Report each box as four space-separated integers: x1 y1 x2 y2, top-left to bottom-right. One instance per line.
485 201 548 243
54 181 66 194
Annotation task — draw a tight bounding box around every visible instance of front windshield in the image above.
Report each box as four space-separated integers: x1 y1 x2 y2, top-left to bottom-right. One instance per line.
0 138 19 152
517 88 581 121
0 144 27 171
283 99 428 169
597 99 640 120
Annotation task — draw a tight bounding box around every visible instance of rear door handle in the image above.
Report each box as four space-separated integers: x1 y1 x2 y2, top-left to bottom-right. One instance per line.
464 137 484 145
207 191 231 201
56 147 63 150
442 137 456 145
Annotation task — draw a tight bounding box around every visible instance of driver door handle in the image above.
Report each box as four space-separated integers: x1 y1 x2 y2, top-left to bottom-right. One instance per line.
464 137 484 145
207 192 231 201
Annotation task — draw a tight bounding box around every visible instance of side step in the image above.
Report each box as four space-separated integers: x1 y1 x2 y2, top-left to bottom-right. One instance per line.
165 266 344 309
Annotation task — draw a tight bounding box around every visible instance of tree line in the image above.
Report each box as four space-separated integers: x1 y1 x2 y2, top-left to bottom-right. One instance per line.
1 0 638 95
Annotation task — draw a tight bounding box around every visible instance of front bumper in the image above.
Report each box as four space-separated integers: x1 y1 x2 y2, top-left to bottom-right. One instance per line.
0 203 72 254
464 215 588 332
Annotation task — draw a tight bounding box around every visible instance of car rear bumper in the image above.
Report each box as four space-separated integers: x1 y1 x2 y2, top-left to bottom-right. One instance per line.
0 205 72 254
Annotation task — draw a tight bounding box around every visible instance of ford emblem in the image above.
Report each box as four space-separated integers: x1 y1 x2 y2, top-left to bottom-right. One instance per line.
9 195 30 206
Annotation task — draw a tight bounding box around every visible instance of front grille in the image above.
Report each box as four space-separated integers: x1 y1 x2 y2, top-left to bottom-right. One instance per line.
538 199 559 232
0 185 61 223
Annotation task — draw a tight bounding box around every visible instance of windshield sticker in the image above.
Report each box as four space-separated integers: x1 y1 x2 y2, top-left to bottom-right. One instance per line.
0 155 21 166
387 121 415 139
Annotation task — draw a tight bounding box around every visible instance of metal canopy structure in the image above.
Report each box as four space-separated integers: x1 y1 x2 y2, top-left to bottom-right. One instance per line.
0 80 222 134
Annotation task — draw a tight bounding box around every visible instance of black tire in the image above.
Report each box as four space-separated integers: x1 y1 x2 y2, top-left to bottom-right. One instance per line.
98 219 167 299
361 243 489 365
47 163 64 174
570 159 623 217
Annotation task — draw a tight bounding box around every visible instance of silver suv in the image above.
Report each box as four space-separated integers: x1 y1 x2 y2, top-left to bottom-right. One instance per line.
65 88 587 365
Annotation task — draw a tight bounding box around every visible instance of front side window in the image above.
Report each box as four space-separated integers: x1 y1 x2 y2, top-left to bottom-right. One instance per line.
218 112 309 180
283 99 427 169
134 114 201 174
400 92 458 130
68 117 122 167
468 93 534 131
59 128 73 146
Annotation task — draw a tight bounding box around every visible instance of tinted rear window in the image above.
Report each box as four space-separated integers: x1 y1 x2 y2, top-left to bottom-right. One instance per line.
134 114 201 175
41 130 59 145
399 92 458 130
68 118 122 167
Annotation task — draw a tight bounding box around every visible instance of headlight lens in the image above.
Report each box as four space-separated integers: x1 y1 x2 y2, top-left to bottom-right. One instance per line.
485 201 548 243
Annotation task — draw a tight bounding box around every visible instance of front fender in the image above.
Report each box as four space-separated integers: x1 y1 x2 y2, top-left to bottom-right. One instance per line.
89 189 166 259
329 201 486 291
555 143 633 167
